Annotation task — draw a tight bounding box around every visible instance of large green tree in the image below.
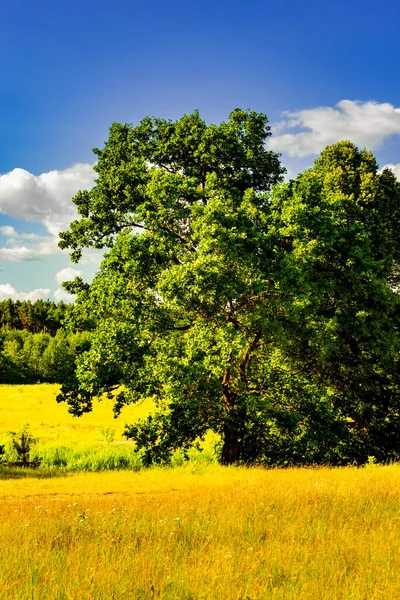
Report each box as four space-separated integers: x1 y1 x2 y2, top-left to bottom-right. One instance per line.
58 108 288 464
269 142 400 462
58 109 400 465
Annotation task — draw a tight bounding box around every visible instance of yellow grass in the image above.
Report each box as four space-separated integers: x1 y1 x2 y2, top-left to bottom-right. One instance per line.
0 384 153 446
2 384 400 598
2 464 400 599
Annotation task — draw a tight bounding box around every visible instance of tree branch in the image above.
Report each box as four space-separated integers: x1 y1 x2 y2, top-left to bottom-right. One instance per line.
239 330 262 385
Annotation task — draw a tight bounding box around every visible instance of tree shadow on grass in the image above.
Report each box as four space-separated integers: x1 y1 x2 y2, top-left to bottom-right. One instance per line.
0 466 67 479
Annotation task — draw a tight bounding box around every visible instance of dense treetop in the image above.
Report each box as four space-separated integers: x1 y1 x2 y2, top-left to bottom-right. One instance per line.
0 299 67 335
59 108 284 263
55 109 400 465
0 300 91 385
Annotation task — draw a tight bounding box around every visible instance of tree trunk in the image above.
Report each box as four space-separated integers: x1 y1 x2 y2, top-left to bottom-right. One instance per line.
221 357 248 465
220 406 247 465
221 426 241 465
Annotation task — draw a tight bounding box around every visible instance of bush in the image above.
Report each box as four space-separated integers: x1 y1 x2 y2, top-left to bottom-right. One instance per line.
6 425 41 467
36 444 143 472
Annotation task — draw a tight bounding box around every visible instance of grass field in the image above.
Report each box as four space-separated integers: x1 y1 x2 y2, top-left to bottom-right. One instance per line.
2 384 400 599
0 384 218 470
2 464 400 599
0 384 155 470
0 384 153 446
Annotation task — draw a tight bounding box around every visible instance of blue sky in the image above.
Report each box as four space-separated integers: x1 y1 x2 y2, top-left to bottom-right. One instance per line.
1 0 400 301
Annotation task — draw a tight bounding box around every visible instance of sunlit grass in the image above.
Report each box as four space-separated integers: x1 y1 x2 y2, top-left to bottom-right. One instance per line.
0 384 219 470
0 384 153 446
1 464 400 599
1 385 400 597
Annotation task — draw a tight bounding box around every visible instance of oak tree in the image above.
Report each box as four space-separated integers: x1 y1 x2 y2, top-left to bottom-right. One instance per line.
58 109 400 465
58 109 286 464
270 142 400 462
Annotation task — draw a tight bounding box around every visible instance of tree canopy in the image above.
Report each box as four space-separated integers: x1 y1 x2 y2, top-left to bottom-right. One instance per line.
269 143 400 462
58 109 400 465
0 299 67 335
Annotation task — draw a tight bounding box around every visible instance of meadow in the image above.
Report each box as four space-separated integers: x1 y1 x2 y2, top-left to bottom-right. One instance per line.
0 384 153 446
2 465 400 599
2 385 400 599
0 384 158 471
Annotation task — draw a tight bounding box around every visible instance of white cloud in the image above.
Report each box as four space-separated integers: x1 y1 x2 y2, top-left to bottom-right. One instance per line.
53 267 84 303
53 288 76 303
0 227 48 243
0 237 58 262
0 163 95 235
0 177 92 261
269 100 400 157
382 163 400 180
55 267 83 285
0 225 17 237
0 247 39 261
0 284 50 302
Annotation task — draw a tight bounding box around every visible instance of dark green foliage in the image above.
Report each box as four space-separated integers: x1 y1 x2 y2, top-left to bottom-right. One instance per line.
0 329 91 384
269 143 400 464
57 108 400 466
0 299 91 385
7 425 40 468
0 299 67 334
58 108 286 463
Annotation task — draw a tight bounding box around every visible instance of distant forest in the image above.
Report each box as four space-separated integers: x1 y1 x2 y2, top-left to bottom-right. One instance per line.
0 299 90 385
0 299 67 335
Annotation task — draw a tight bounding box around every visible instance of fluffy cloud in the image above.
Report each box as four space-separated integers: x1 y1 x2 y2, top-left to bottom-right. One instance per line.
0 163 95 235
0 267 83 303
0 236 58 262
53 267 84 303
383 163 400 180
0 225 17 237
55 267 83 285
0 284 50 302
0 171 93 261
269 100 400 157
53 288 76 303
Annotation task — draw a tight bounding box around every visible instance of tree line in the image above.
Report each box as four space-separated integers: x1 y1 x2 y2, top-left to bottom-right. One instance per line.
0 299 67 335
0 299 91 384
0 328 91 384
